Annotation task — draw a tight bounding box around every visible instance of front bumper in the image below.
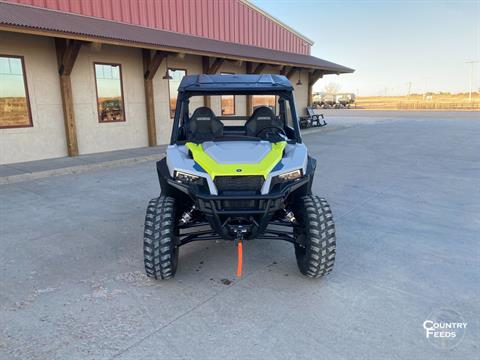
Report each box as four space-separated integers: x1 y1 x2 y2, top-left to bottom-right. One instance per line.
157 158 313 240
168 177 308 240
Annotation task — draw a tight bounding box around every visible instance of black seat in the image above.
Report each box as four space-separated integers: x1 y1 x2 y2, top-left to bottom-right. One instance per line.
245 106 283 138
186 107 223 141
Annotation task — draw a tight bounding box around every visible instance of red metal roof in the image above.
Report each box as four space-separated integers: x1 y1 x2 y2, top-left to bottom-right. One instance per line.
0 1 354 74
3 0 312 55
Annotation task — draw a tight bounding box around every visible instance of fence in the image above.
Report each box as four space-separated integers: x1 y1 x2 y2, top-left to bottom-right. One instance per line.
396 102 480 110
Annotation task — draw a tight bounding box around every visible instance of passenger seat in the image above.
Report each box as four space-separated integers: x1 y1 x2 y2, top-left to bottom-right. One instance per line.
245 106 283 138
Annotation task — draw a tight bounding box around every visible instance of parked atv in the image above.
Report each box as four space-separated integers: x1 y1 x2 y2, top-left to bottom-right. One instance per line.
144 74 336 279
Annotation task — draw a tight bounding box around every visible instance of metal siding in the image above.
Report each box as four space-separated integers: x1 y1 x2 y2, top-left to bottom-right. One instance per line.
265 15 270 48
176 0 183 34
153 1 160 28
272 21 276 49
82 0 92 17
162 1 169 31
194 1 201 38
178 0 185 34
213 0 219 40
267 18 271 49
146 0 155 28
248 7 253 45
45 0 57 10
280 27 284 53
130 0 139 25
112 0 122 22
3 0 310 54
91 0 101 19
140 0 148 25
285 28 289 52
230 0 234 42
171 0 177 32
183 0 190 35
246 5 250 44
70 0 80 13
238 1 243 44
263 17 267 48
0 1 353 73
119 0 129 23
234 0 239 43
207 0 213 39
256 14 261 47
219 0 225 41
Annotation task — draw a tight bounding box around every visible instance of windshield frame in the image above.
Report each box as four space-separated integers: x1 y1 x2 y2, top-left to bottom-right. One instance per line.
170 90 302 144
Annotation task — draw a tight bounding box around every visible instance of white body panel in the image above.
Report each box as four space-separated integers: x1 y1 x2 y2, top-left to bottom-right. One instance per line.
167 141 308 195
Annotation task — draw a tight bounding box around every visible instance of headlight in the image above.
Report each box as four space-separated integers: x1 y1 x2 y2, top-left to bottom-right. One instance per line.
174 171 201 184
277 169 302 182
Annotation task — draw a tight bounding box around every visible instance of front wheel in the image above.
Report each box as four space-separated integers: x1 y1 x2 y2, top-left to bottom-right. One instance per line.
143 196 179 280
293 195 336 278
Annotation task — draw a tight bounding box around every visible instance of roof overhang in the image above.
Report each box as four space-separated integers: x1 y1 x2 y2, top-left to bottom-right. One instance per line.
0 1 354 74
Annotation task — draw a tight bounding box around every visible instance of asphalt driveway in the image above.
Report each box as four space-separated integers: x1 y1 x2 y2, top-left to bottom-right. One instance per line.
1 111 478 359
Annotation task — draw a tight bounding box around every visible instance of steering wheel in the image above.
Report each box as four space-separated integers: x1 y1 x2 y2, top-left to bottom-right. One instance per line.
255 125 286 138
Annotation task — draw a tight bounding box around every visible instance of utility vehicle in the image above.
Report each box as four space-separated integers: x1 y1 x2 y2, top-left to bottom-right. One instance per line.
144 74 336 279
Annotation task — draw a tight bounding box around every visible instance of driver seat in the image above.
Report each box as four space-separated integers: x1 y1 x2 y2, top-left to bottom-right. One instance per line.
186 107 224 141
245 106 283 138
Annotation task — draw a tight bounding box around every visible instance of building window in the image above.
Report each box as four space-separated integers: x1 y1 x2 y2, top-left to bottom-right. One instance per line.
220 72 235 115
94 63 125 123
168 68 187 118
0 55 32 128
252 95 276 113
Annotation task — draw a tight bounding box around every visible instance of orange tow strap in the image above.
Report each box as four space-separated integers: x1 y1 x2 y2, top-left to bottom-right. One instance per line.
236 240 243 278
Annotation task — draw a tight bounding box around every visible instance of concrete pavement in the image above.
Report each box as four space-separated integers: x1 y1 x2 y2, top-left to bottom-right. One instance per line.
0 111 479 359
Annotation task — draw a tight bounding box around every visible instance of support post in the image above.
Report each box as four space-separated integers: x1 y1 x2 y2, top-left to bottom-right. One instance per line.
252 63 267 74
280 66 289 76
202 56 211 108
202 56 225 108
246 62 253 115
144 78 156 146
245 62 268 114
207 57 225 74
285 67 297 80
55 38 82 156
143 50 167 146
308 70 324 106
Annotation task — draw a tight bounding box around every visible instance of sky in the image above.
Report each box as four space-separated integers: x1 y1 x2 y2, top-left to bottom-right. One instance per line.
251 0 480 96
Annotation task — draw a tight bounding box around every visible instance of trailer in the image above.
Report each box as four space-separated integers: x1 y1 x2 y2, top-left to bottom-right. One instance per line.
312 92 356 109
335 93 356 108
312 92 336 109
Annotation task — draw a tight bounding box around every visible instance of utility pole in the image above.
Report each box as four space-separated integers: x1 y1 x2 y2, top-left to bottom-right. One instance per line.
404 82 412 96
423 77 431 100
465 60 479 102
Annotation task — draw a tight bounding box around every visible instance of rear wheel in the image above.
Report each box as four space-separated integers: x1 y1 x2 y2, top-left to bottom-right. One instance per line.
144 196 179 280
293 195 336 278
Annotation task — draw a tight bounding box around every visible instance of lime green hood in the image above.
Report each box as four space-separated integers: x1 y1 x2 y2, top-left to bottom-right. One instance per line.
186 141 286 179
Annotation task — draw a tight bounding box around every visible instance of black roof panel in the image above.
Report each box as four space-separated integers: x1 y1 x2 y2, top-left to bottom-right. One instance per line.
178 74 294 92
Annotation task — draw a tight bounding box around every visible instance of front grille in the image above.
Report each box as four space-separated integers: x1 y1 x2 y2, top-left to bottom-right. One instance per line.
221 200 256 209
214 175 264 193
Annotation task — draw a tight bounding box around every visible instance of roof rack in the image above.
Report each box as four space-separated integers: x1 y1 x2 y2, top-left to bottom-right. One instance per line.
179 74 294 92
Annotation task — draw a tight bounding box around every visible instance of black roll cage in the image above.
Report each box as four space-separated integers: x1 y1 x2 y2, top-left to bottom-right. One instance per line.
170 90 303 144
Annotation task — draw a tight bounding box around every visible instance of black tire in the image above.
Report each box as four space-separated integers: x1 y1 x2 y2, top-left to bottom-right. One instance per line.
143 196 179 280
293 195 336 278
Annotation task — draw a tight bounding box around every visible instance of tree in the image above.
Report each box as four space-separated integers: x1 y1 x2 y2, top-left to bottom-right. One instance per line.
324 82 340 94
